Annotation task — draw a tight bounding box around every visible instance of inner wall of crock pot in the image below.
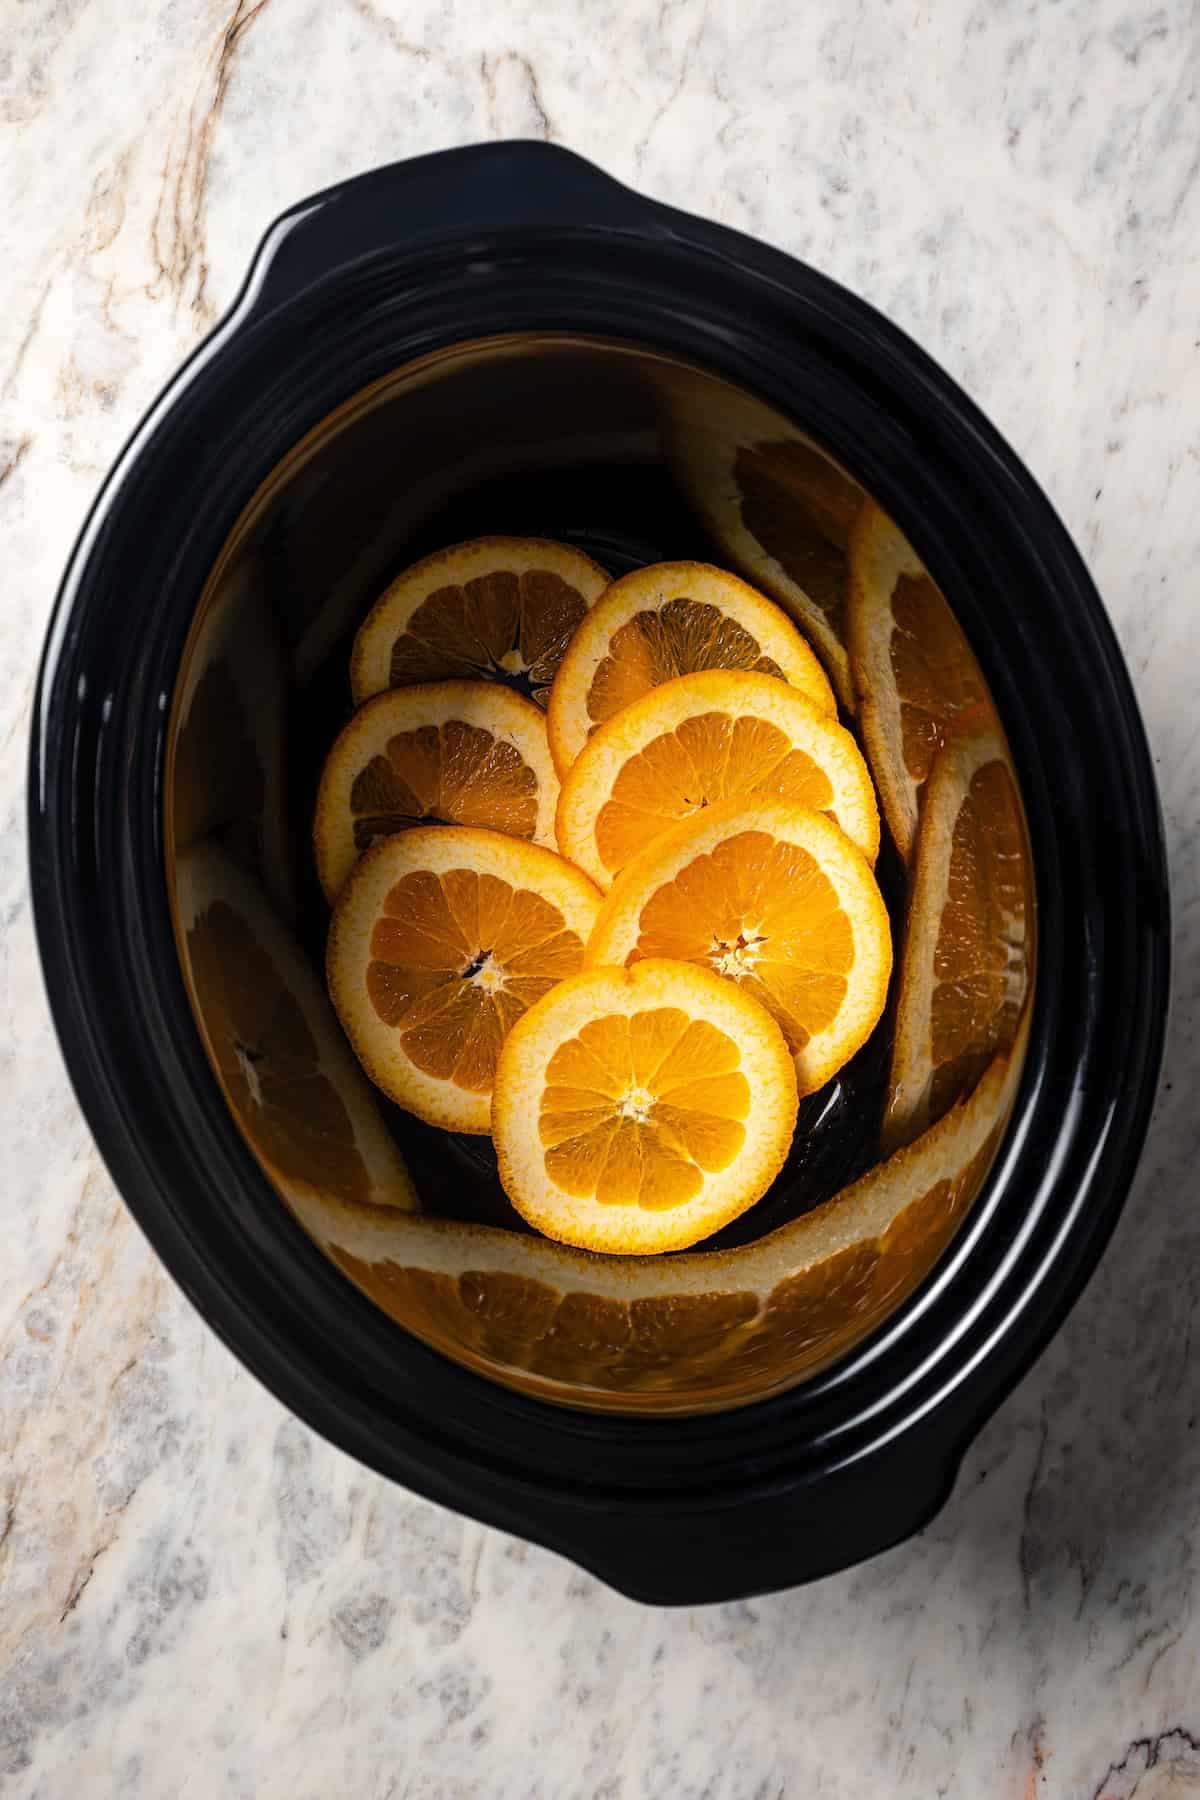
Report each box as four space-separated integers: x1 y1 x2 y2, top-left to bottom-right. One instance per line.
164 331 1035 1416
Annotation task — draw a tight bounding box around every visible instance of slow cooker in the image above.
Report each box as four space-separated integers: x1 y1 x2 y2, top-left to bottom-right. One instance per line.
29 143 1169 1602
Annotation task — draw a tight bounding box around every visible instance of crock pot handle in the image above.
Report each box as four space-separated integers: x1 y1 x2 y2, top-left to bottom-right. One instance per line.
243 143 660 318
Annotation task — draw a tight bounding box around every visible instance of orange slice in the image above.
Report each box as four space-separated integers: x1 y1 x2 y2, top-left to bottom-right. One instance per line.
350 536 611 710
173 841 417 1212
313 681 559 904
586 799 892 1097
660 378 865 709
326 826 602 1134
883 727 1032 1154
545 561 836 776
291 1029 1023 1410
847 502 994 863
556 668 879 889
491 959 797 1255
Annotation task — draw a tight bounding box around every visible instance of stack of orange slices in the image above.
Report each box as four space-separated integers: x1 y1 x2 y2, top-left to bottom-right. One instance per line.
313 529 1028 1258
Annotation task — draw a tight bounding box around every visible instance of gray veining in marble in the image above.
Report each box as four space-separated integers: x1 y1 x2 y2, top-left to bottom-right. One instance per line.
3 1 1200 1794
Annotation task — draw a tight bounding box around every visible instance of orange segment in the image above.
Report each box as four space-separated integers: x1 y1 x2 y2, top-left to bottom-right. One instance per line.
327 826 602 1133
884 728 1033 1153
313 681 560 903
546 561 836 775
847 502 995 862
587 799 892 1097
556 668 879 887
493 960 797 1254
659 376 865 709
173 841 417 1212
351 537 611 710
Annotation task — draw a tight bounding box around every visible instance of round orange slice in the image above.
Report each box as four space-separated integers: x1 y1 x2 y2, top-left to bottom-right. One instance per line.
556 668 879 889
883 727 1032 1154
586 799 892 1097
492 959 797 1255
327 826 602 1134
313 681 559 904
847 502 994 863
545 561 836 776
174 840 417 1212
660 378 865 709
350 536 612 710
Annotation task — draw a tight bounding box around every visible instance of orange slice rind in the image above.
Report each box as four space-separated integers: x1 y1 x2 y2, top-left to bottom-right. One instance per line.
556 667 879 888
545 560 837 776
314 680 560 904
350 535 611 710
847 502 994 863
326 826 602 1134
174 840 417 1212
586 798 892 1097
883 727 1032 1154
491 959 798 1255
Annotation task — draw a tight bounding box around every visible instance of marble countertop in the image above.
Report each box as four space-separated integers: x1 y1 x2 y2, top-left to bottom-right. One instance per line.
3 0 1199 1793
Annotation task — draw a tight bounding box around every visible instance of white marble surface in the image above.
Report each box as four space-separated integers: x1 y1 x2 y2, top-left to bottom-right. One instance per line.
3 0 1200 1792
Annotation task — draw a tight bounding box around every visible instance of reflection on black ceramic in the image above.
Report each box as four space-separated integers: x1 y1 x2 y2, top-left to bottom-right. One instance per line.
29 145 1168 1602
